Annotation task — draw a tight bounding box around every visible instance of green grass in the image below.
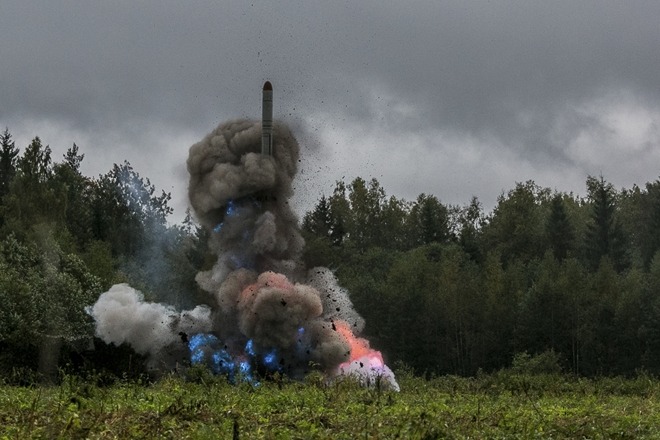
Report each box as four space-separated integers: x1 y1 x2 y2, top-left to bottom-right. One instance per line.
1 371 659 439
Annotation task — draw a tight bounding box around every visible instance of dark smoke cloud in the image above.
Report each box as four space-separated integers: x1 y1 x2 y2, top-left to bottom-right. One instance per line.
188 119 304 277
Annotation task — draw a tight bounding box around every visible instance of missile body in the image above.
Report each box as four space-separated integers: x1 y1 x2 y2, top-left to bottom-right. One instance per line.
261 81 273 156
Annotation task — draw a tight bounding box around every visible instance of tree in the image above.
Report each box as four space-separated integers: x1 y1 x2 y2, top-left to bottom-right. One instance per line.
455 196 485 263
91 161 172 257
379 195 410 251
90 162 183 301
347 177 386 249
584 176 628 272
516 253 572 358
482 181 551 266
380 245 443 373
52 144 95 248
327 181 351 246
625 180 660 269
0 128 19 201
302 195 333 240
1 137 65 239
313 177 410 251
406 194 450 247
0 233 102 381
546 194 575 261
479 251 518 370
18 137 52 183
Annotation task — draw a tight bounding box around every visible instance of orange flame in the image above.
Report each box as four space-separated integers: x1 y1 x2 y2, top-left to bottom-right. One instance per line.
333 319 384 364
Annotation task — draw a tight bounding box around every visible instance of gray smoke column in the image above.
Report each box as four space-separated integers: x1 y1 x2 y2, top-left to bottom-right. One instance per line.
88 115 399 390
188 119 304 281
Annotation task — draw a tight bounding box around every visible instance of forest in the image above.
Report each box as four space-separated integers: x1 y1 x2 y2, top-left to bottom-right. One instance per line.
1 126 660 382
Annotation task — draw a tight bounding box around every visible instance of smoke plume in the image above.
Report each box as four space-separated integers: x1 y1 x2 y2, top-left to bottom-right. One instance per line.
88 118 399 390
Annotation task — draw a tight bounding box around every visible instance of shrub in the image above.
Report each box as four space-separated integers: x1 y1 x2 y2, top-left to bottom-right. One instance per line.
510 350 562 375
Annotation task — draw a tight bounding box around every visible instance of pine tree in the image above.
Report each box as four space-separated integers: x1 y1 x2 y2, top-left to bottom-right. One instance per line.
0 128 19 200
584 176 628 272
546 194 575 261
408 194 449 246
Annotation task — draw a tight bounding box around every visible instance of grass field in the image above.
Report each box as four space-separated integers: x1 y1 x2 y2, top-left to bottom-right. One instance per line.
1 370 659 439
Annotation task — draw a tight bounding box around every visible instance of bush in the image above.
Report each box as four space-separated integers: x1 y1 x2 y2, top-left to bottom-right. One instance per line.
510 350 562 375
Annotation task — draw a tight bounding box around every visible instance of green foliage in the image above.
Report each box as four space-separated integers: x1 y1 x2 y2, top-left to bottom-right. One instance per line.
302 174 660 377
0 131 210 379
3 126 660 382
0 128 19 202
2 373 660 439
0 231 103 381
584 175 629 272
510 351 563 375
483 180 551 266
407 193 450 246
546 194 575 261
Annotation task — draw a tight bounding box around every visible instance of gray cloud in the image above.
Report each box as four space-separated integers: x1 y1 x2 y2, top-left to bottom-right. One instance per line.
2 1 660 216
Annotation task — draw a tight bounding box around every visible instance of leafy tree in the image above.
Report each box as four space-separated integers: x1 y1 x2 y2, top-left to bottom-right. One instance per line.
479 251 517 370
347 177 386 249
310 177 411 251
482 181 551 266
90 161 172 257
302 195 333 239
326 181 351 246
380 245 443 373
516 253 572 358
0 233 102 381
435 245 482 375
380 195 410 251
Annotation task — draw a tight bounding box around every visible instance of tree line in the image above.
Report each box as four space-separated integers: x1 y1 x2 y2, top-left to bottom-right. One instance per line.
2 126 660 380
0 128 207 381
302 176 660 376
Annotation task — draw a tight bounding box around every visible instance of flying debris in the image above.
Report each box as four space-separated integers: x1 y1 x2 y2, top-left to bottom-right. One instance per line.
261 81 273 156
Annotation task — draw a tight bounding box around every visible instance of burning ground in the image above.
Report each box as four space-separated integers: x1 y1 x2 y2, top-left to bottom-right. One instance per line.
88 119 398 390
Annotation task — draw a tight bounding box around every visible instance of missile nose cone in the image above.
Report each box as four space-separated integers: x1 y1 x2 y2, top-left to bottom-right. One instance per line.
263 81 272 91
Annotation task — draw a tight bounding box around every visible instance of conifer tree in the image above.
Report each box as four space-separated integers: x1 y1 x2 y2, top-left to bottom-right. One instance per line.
0 128 19 200
546 194 575 261
584 176 628 272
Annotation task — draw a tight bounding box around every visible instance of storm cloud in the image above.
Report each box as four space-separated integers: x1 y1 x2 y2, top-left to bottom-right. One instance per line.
1 1 659 215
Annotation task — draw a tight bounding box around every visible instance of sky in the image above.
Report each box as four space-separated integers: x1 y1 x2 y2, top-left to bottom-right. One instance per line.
1 1 659 222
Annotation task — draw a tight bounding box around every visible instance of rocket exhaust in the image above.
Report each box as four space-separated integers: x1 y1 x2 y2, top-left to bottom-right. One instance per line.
261 81 273 156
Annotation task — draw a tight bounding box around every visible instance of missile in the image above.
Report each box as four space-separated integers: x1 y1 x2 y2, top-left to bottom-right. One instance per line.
261 81 273 156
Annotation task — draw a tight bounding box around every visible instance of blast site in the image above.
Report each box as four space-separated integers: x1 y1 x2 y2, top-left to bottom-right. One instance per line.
87 83 400 391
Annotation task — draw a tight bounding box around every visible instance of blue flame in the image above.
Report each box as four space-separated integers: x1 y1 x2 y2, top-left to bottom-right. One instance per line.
225 200 237 217
245 339 256 357
213 200 239 234
188 333 255 383
240 360 258 385
262 349 281 372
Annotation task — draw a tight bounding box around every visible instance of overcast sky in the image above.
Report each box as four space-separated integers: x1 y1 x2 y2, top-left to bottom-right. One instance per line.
2 1 659 221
